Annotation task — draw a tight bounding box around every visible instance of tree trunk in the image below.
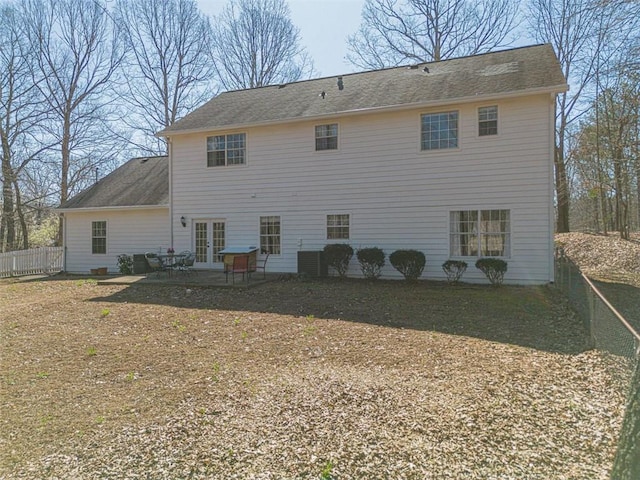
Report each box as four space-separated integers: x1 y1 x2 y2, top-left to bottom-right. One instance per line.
1 147 16 252
12 178 29 249
610 358 640 479
555 143 570 232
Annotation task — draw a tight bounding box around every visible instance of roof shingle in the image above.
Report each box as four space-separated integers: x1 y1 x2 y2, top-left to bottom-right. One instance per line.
59 156 168 209
159 44 567 135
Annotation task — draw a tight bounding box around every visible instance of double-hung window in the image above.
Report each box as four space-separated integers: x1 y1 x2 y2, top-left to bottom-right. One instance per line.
260 216 281 255
450 209 510 257
315 124 338 151
91 221 107 254
478 106 498 136
327 214 349 239
421 111 458 150
207 133 246 167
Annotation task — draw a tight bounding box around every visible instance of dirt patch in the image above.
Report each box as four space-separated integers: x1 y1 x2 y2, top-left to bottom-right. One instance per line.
0 277 632 479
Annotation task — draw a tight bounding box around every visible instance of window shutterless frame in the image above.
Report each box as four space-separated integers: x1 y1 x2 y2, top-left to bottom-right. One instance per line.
315 123 338 151
326 213 350 240
449 209 510 258
421 111 459 150
206 133 246 167
478 105 498 136
91 220 107 254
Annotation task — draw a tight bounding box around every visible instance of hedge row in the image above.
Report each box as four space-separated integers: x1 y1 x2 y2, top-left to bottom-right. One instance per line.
323 244 508 285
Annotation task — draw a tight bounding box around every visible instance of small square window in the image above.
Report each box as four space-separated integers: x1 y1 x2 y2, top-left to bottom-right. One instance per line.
327 214 349 239
315 124 338 150
478 106 498 136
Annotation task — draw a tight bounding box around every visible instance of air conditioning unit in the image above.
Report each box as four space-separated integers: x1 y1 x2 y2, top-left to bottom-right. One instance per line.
297 251 328 277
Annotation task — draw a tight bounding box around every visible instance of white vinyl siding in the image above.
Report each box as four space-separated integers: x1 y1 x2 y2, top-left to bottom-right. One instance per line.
64 208 169 274
170 94 554 284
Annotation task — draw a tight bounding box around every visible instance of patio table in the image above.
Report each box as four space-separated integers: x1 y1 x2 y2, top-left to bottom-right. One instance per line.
158 254 186 276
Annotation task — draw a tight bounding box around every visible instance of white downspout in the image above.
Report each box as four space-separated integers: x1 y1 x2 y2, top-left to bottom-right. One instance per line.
168 137 174 249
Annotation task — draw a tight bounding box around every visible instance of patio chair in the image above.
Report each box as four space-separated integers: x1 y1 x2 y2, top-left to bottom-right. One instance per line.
231 254 250 285
145 252 168 276
176 251 196 274
253 251 270 279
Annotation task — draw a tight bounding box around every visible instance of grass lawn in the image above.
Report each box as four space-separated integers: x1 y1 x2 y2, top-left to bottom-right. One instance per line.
0 276 633 479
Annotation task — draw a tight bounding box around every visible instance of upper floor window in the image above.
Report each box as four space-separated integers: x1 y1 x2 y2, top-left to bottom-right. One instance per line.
327 214 349 239
450 209 510 258
207 133 246 167
421 111 458 150
91 221 107 254
260 216 281 255
478 106 498 136
315 124 338 151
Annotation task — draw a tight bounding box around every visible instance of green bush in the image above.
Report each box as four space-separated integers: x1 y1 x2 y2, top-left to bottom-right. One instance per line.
323 243 354 277
356 247 385 280
117 254 133 275
389 249 425 281
475 258 508 286
442 260 467 284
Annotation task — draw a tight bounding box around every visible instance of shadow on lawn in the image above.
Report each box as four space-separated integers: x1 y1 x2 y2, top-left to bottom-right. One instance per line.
85 276 591 355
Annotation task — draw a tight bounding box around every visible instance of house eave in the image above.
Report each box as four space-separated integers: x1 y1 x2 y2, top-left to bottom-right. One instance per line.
158 84 568 137
57 204 169 214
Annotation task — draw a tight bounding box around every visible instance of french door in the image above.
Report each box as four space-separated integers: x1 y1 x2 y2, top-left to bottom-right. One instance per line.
193 219 226 268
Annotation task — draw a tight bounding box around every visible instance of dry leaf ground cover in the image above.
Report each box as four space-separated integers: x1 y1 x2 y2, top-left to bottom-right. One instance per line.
556 232 640 331
0 276 633 479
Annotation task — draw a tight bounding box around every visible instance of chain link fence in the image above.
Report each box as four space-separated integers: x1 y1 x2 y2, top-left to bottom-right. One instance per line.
555 248 640 359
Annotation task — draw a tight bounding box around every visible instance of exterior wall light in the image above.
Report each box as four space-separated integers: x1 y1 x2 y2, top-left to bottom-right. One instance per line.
180 216 187 228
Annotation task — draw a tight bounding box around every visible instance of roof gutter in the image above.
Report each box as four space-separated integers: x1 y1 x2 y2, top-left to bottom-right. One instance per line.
157 84 569 138
56 204 169 214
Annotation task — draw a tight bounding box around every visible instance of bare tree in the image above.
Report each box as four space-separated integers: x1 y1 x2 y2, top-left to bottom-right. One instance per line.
24 0 124 244
211 0 314 90
527 0 640 233
114 0 216 154
0 3 51 251
347 0 521 69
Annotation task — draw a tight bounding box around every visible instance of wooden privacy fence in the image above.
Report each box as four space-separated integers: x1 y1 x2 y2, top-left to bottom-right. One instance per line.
0 247 64 278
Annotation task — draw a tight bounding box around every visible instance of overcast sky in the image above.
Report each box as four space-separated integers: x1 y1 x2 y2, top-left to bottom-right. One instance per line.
197 0 365 78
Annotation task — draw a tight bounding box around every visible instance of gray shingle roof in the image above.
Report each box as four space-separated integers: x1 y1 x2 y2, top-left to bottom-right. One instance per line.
59 156 168 209
159 44 567 135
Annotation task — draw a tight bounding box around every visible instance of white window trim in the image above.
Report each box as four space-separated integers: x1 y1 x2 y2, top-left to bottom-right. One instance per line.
206 132 248 167
419 110 461 153
326 213 351 241
477 105 499 137
91 220 107 255
259 214 282 256
314 122 339 152
448 209 511 259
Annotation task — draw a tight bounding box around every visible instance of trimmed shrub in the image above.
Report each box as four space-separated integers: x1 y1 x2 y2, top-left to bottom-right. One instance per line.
442 260 467 284
475 258 508 286
389 249 425 281
117 254 133 275
323 243 354 277
356 247 385 280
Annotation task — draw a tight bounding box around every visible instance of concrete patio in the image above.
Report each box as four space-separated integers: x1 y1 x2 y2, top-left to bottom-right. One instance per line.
96 269 276 288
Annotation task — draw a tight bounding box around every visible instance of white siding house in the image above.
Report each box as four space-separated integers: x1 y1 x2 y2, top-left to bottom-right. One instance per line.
158 44 567 284
61 44 567 284
58 156 169 273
